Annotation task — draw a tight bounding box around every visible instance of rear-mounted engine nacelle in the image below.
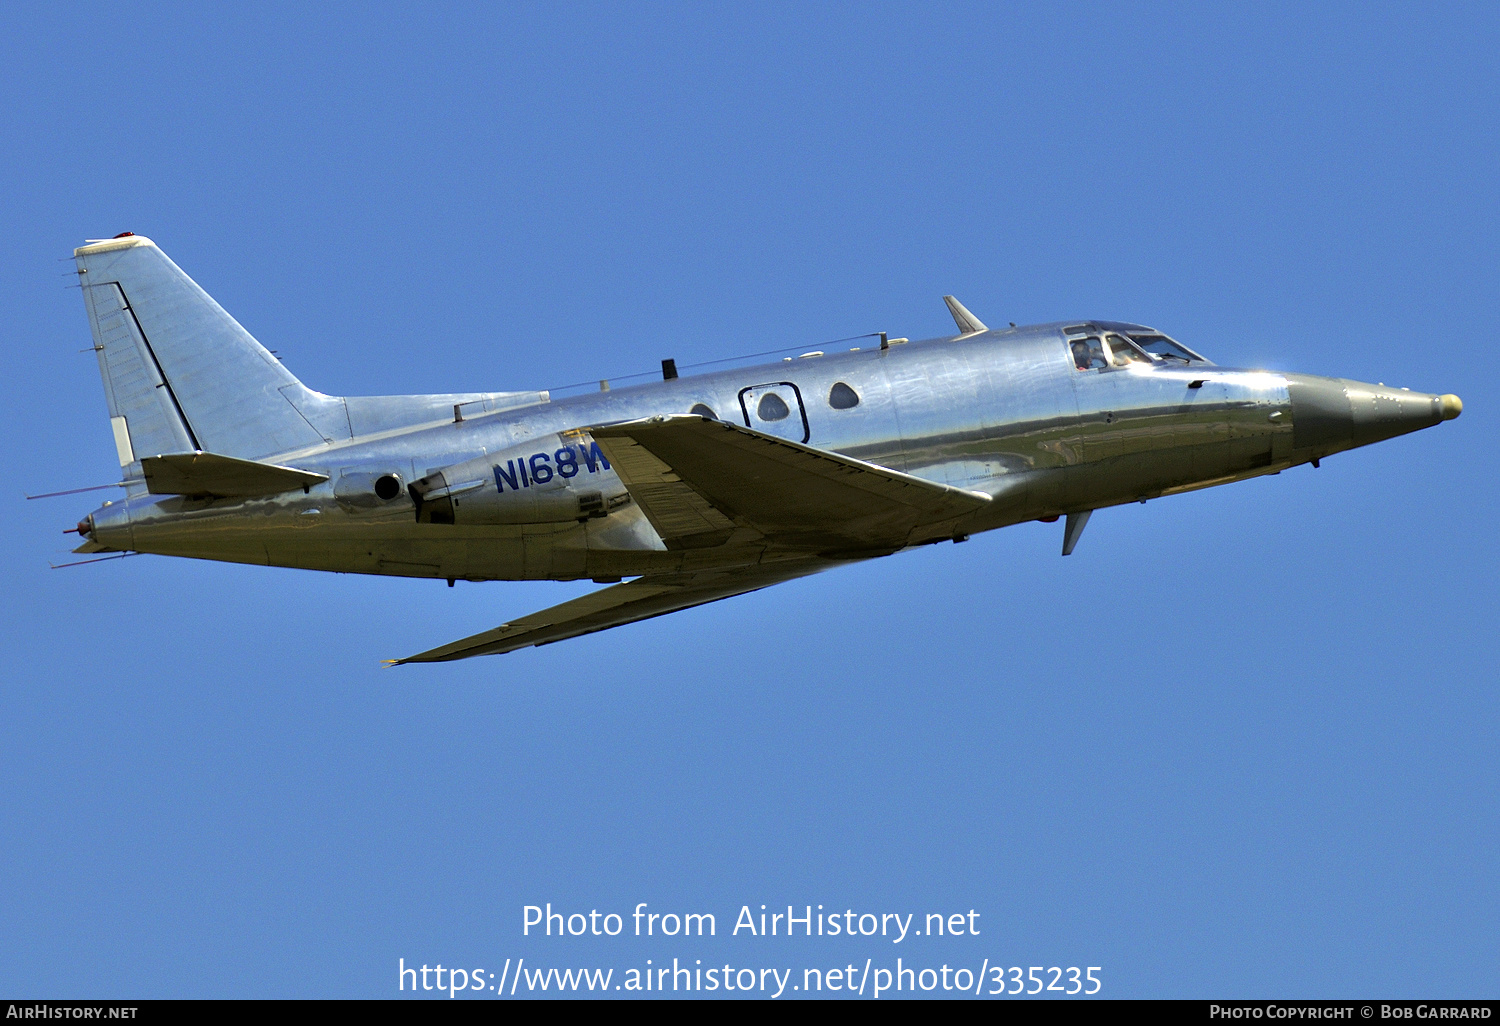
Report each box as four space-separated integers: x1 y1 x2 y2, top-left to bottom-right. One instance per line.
408 433 629 526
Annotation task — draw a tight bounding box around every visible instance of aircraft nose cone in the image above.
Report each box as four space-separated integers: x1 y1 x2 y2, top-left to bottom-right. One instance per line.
1286 374 1456 458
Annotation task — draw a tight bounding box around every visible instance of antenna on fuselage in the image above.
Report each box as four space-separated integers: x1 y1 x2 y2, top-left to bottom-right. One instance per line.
942 295 989 335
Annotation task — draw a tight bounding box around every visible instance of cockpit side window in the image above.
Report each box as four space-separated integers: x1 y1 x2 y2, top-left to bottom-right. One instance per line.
1129 334 1204 364
1103 333 1152 367
1070 335 1108 371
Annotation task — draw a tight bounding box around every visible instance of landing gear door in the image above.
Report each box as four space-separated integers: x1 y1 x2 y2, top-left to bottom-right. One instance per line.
739 382 810 444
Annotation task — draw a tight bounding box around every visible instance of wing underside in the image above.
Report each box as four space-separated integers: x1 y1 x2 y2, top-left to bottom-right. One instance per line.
396 415 991 663
394 558 833 663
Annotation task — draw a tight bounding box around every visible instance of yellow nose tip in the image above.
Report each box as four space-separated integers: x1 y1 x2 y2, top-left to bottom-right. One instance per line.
1439 394 1463 421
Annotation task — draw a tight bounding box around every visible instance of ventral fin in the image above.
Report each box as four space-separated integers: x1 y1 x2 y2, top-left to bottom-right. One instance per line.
1062 510 1093 556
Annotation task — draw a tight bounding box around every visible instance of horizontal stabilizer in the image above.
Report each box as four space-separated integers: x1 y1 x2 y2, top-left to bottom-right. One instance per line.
394 559 833 662
589 415 990 552
142 451 328 497
942 295 988 335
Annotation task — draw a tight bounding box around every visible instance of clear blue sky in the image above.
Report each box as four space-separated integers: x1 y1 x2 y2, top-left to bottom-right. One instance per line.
4 2 1496 999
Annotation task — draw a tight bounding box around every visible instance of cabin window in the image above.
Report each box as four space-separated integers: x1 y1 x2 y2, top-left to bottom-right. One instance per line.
690 403 717 420
757 393 791 421
828 382 860 410
1070 336 1108 371
1103 333 1152 367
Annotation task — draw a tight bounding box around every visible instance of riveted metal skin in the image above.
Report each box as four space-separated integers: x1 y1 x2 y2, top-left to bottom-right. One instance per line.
1286 374 1449 457
72 231 1466 597
81 317 1459 585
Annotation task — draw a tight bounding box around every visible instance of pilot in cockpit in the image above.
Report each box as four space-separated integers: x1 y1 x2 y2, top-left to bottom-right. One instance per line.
1072 336 1108 370
1073 329 1206 369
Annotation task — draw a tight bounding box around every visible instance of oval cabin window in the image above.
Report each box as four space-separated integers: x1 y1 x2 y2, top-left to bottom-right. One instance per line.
828 382 860 410
757 393 790 421
690 403 717 420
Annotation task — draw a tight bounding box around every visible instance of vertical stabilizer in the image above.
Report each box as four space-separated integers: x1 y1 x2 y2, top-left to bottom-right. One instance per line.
75 235 346 467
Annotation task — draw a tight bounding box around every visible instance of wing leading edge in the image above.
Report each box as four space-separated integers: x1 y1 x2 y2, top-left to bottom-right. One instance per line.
393 558 834 663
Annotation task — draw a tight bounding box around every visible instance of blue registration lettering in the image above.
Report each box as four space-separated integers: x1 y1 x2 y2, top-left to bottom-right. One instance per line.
493 460 519 492
581 441 611 473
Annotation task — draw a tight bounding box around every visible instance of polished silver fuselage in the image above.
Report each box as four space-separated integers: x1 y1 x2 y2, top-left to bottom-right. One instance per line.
83 320 1442 581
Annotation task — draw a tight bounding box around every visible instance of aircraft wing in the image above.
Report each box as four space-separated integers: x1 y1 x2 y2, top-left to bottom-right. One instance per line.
393 558 833 663
589 415 991 553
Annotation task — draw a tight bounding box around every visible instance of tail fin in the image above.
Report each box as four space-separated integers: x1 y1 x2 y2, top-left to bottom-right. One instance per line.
75 235 346 469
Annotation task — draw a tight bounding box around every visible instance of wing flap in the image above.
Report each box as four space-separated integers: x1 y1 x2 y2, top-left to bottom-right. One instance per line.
394 558 831 663
591 430 740 548
590 415 989 550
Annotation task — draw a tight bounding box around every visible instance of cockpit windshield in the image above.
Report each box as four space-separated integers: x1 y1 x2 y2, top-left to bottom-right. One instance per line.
1067 326 1209 369
1127 333 1206 364
1103 333 1152 366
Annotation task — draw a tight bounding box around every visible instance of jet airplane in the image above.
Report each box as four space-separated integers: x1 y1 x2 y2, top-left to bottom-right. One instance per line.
64 235 1462 662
